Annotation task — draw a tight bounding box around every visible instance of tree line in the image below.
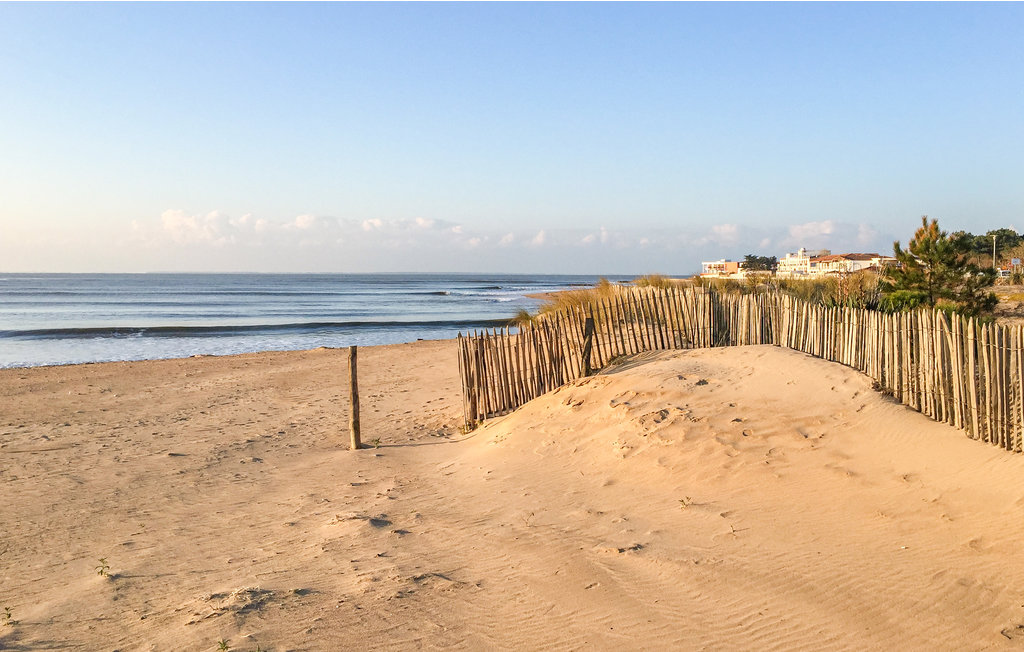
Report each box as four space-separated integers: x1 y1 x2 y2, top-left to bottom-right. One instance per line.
950 227 1022 258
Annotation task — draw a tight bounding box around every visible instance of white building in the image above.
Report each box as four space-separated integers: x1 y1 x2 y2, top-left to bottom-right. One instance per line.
777 248 831 277
700 259 744 278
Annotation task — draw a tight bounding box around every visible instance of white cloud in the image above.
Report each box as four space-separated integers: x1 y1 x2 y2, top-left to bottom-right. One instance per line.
580 227 611 246
293 214 317 230
232 213 269 232
787 219 834 244
160 210 233 245
856 223 877 246
530 230 546 247
711 223 739 244
499 232 515 246
146 211 472 255
693 223 740 248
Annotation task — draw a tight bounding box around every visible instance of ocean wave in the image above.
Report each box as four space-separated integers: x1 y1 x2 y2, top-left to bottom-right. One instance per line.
0 318 514 341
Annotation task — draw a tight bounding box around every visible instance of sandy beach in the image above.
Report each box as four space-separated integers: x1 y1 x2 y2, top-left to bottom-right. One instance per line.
4 339 1024 650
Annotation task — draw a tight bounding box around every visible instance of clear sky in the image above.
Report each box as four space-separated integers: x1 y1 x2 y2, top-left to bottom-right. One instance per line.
2 2 1022 274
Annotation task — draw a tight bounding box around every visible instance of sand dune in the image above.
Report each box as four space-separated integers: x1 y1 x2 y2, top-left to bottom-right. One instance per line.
3 341 1024 650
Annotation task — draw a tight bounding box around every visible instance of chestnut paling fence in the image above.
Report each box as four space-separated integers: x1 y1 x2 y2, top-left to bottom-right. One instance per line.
457 285 1024 455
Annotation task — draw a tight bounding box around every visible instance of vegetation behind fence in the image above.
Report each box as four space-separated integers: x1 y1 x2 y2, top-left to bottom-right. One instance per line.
457 286 1024 455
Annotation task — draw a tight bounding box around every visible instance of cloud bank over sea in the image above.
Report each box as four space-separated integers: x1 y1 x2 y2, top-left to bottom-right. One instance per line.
0 209 901 274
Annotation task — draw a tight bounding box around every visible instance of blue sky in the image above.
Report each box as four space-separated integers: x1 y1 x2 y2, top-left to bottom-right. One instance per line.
1 2 1022 273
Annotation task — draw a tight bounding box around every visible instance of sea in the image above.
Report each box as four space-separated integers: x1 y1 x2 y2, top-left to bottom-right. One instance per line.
0 273 633 369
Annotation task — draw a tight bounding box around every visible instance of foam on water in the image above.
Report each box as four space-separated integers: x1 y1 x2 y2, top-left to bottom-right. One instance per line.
0 273 631 368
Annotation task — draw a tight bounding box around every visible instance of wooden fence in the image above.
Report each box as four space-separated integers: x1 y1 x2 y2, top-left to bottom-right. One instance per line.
457 286 1024 454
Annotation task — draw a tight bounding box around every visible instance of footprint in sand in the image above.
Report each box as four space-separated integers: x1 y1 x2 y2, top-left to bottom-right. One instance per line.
636 409 671 430
596 543 645 554
967 537 989 553
1001 624 1024 640
609 391 638 410
332 513 393 529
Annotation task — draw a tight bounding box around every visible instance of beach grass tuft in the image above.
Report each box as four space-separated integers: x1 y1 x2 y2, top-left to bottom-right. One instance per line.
535 277 626 316
632 274 685 289
509 309 536 327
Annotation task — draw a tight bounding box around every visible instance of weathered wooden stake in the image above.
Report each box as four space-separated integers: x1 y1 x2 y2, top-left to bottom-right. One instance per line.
349 345 361 450
581 314 596 376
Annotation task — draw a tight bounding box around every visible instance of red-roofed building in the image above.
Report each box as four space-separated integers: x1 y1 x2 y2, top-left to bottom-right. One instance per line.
811 253 896 275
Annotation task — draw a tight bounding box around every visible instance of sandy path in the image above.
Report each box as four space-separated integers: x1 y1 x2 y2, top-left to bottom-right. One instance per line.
4 341 1024 650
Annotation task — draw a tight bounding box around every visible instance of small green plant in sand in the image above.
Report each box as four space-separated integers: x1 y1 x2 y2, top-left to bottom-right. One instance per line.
678 496 693 510
3 606 16 626
96 558 110 577
217 639 230 651
370 437 381 449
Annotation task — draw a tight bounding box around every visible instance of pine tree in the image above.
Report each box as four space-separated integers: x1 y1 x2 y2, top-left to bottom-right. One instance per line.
880 216 996 315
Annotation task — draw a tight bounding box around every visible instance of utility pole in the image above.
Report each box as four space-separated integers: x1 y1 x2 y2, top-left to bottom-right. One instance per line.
993 235 998 271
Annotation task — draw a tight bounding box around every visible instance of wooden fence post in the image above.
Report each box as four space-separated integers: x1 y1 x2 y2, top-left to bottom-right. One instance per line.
349 345 361 450
581 314 596 377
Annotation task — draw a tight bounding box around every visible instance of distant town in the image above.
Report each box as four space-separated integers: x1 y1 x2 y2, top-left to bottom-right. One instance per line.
701 228 1024 281
701 249 898 279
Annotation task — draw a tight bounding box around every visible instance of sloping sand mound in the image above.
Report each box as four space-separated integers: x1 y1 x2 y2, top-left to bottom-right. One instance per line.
453 344 1024 649
4 342 1024 650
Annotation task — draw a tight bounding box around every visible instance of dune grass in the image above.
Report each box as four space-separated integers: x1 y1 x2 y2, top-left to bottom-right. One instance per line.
508 271 891 327
632 274 688 289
